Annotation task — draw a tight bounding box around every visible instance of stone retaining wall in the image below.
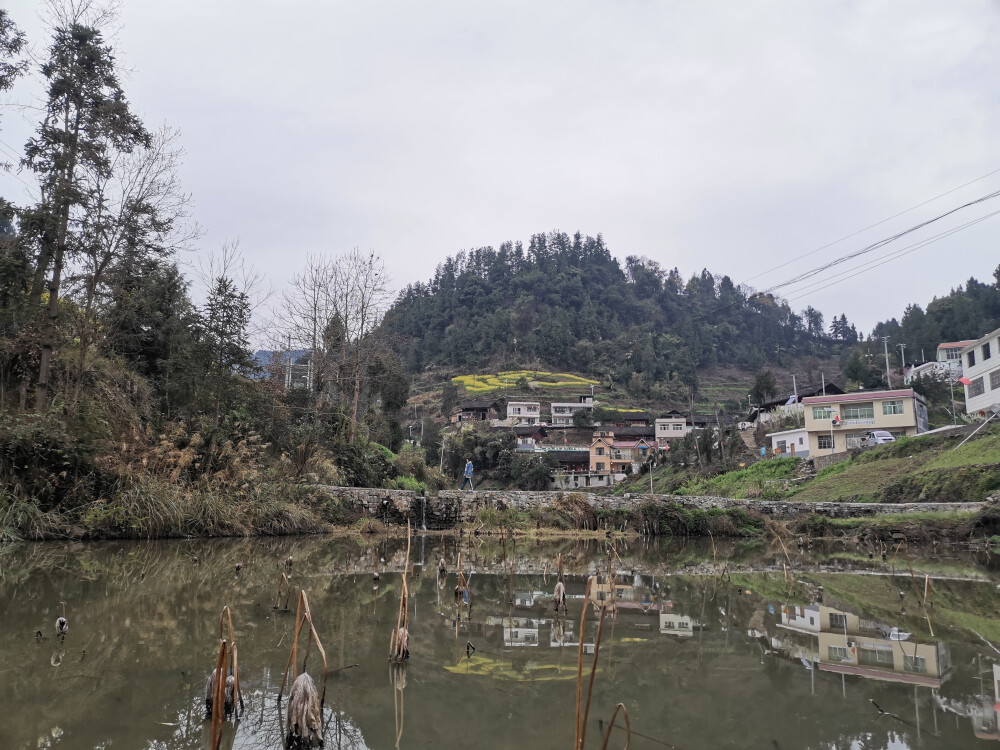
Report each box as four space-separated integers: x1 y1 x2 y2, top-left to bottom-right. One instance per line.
313 485 983 529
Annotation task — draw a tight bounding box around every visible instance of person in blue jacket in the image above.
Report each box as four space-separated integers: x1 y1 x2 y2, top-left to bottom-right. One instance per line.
460 458 474 490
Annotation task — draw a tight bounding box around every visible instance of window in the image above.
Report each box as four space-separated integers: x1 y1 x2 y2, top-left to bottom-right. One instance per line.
882 400 904 415
904 654 927 673
828 646 848 661
992 370 1000 390
672 424 683 431
595 462 605 472
985 342 992 361
798 437 804 445
829 613 846 629
595 447 604 456
969 377 985 398
859 645 894 668
812 406 831 419
678 621 689 629
968 351 976 367
818 434 835 450
843 403 874 420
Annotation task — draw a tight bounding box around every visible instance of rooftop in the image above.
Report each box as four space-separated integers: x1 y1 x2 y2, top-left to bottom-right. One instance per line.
802 388 924 405
937 340 976 349
961 327 1000 353
459 400 499 409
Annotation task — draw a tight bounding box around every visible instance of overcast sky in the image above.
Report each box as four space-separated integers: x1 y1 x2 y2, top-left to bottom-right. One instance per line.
2 0 999 342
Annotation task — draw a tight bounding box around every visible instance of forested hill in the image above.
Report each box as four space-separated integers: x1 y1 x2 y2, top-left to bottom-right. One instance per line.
385 231 851 391
870 269 1000 359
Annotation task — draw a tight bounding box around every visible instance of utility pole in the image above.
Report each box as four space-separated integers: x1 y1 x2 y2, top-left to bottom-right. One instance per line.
285 334 292 389
882 337 892 388
949 367 957 425
897 343 907 380
792 374 799 427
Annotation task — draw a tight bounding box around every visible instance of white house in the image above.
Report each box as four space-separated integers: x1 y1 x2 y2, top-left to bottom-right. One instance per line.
506 400 541 426
905 339 977 384
654 412 691 446
779 604 820 634
550 395 594 426
659 613 700 637
961 328 1000 415
939 340 977 367
766 427 810 458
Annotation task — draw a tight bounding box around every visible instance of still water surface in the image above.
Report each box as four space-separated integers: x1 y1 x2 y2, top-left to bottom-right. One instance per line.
2 535 1000 749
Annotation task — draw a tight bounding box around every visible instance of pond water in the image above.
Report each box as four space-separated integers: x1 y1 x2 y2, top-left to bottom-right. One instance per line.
3 534 1000 749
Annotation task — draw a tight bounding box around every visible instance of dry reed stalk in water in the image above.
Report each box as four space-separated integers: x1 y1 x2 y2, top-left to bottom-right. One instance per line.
390 522 412 661
599 703 631 750
579 603 608 750
218 606 244 715
275 572 291 610
279 591 329 706
210 639 228 750
574 576 594 749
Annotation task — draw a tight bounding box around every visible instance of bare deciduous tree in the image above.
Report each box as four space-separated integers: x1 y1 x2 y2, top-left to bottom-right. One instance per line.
67 125 200 407
276 249 391 442
331 249 391 441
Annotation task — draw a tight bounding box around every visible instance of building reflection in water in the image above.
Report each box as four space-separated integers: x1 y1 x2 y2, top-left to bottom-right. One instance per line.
774 603 952 688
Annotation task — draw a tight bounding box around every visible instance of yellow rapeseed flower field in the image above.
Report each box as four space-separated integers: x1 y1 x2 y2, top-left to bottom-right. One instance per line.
452 370 599 393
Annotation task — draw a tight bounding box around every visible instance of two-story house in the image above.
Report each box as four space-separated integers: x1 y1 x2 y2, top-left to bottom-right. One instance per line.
550 395 595 426
939 340 977 369
801 388 928 454
589 431 652 474
905 340 977 384
811 605 951 688
506 400 541 426
654 411 691 446
961 328 1000 415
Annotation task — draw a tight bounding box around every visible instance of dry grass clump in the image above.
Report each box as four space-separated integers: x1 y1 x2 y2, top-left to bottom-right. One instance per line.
0 494 67 541
556 494 598 530
79 480 327 539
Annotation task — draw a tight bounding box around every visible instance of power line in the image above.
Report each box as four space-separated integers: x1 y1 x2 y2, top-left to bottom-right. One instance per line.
781 208 1000 301
743 165 1000 283
785 208 1000 302
758 188 1000 297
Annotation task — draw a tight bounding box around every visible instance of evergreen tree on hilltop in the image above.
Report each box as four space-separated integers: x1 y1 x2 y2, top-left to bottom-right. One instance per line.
869 275 1000 360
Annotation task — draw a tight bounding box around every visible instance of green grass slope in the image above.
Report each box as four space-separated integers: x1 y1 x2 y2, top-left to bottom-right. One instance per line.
791 429 1000 503
636 426 1000 504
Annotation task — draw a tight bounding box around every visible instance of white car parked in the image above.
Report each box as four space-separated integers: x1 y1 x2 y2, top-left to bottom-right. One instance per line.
860 430 895 448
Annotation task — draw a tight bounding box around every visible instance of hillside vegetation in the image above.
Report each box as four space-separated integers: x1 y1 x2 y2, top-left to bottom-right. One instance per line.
631 427 1000 504
385 231 855 402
